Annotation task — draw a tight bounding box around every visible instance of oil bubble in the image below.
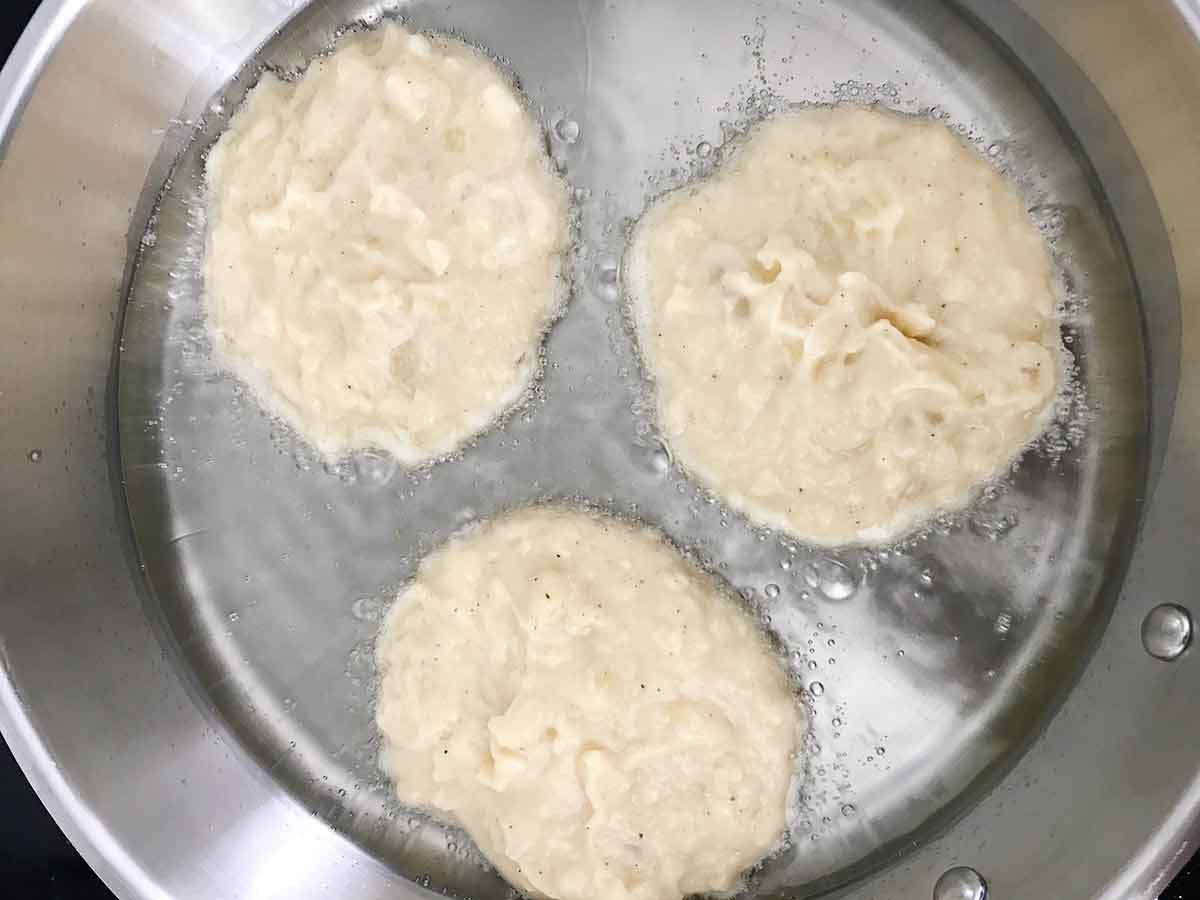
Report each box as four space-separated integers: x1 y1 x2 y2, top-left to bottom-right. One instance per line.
554 117 580 144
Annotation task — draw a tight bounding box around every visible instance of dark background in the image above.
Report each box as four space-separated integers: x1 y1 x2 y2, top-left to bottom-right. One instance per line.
0 1 1194 898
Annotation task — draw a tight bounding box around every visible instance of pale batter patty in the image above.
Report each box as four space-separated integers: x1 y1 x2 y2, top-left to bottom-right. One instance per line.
628 107 1062 545
205 23 569 464
376 507 802 900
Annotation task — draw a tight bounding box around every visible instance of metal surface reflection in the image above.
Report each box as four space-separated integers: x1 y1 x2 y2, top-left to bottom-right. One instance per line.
0 2 1196 900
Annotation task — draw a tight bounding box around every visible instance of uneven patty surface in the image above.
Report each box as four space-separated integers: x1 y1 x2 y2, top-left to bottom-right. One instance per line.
376 506 801 900
629 107 1061 544
206 23 569 464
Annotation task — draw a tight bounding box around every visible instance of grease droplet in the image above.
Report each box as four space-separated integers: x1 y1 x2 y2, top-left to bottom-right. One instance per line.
554 117 580 144
1141 603 1193 661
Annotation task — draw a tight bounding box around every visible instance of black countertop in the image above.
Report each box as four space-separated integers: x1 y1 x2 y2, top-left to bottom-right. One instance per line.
0 2 1195 898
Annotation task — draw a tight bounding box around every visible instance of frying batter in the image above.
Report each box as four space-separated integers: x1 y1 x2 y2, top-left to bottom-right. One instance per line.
205 24 569 464
628 107 1062 544
376 507 801 900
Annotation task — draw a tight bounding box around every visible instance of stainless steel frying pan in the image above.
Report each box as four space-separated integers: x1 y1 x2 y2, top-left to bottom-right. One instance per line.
1 2 1198 899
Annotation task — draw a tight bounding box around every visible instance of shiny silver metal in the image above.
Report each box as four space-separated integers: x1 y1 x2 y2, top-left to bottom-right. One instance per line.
0 2 1198 900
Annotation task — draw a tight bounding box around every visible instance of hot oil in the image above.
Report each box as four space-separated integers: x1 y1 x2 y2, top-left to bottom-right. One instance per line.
118 0 1142 897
